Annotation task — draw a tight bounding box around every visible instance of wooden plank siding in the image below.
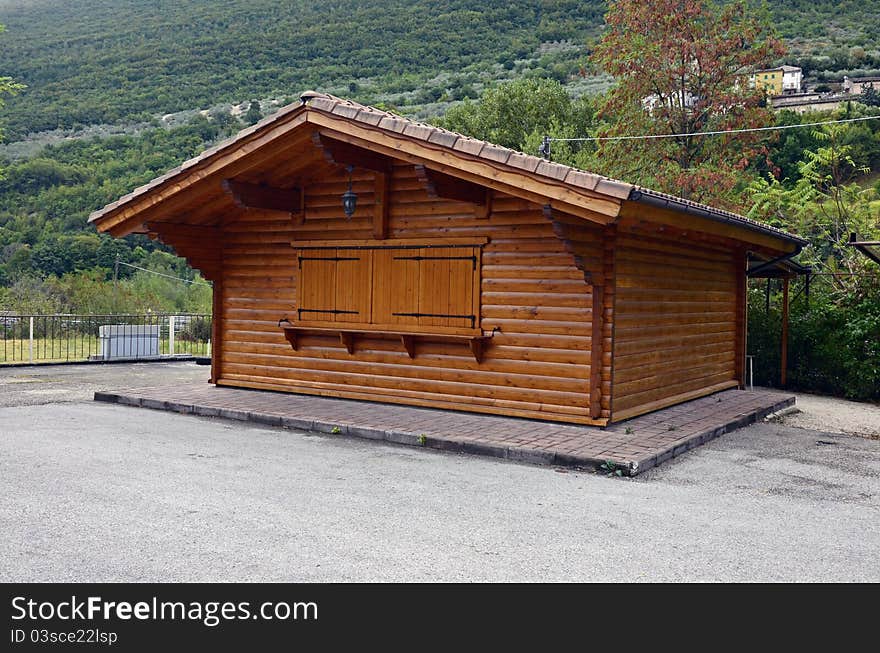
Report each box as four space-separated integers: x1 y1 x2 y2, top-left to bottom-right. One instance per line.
546 212 612 421
164 165 753 426
610 229 740 421
216 163 607 425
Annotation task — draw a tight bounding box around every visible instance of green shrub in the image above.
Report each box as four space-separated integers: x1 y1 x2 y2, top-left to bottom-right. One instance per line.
748 279 880 401
178 316 212 342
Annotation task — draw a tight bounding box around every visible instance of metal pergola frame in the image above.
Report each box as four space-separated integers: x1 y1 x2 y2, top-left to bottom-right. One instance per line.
847 236 880 265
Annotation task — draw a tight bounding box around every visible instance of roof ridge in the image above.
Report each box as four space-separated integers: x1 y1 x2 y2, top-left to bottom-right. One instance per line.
301 90 637 195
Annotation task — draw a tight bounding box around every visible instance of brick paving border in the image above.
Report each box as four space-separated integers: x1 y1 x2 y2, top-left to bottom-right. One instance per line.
94 384 795 476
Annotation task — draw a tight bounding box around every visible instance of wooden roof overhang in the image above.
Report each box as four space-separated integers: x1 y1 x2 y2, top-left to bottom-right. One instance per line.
89 91 805 260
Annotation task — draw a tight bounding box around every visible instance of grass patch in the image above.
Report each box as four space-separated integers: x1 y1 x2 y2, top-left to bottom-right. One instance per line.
0 337 209 364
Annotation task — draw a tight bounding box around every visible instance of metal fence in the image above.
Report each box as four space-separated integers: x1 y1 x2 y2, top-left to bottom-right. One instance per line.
0 313 212 365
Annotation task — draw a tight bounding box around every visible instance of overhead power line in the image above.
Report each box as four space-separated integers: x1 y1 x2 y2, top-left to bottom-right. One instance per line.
548 115 880 143
118 260 212 286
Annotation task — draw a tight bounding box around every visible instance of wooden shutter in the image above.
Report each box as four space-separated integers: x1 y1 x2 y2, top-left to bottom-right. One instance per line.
297 253 338 322
415 247 479 329
297 249 372 323
298 241 481 333
371 249 420 326
334 251 372 323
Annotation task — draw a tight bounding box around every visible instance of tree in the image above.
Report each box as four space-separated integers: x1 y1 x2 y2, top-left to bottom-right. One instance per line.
747 123 879 300
244 100 262 125
439 78 571 150
0 23 26 149
437 78 597 167
590 0 784 206
208 107 241 136
860 84 880 108
746 123 880 401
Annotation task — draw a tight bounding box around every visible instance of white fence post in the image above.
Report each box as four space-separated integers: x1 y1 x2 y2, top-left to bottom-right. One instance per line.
28 316 34 364
168 315 176 356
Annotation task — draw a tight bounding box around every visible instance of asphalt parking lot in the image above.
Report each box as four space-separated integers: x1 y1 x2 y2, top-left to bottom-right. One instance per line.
1 362 878 582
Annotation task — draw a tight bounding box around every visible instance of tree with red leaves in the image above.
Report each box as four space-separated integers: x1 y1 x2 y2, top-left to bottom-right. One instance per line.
590 0 784 207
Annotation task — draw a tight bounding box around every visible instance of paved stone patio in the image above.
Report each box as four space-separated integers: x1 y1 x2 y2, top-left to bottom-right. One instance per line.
94 384 794 475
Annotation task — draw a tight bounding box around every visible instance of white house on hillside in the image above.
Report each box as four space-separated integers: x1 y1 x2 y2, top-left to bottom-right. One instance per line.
642 89 699 113
781 65 802 94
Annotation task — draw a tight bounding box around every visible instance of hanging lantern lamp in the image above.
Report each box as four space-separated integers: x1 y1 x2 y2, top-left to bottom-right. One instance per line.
341 165 357 218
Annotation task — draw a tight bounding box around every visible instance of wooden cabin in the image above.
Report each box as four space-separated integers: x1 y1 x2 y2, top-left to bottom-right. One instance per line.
90 92 805 426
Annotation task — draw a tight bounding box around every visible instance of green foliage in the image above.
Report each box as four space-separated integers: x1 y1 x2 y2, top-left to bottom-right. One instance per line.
0 0 606 139
437 78 597 166
1 158 87 194
861 85 880 108
599 460 624 477
244 100 263 126
440 78 572 149
178 316 213 343
746 118 880 401
0 1 875 141
0 264 212 315
748 279 880 401
0 22 25 146
747 112 880 291
0 114 236 291
589 0 784 206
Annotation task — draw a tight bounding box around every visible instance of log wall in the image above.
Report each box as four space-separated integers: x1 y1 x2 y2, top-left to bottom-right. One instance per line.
611 227 741 421
216 162 608 424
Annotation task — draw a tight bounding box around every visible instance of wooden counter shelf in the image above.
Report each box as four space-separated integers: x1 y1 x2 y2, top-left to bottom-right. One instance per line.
280 324 494 363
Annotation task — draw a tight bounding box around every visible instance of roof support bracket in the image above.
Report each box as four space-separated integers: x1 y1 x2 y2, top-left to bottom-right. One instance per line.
222 179 301 214
312 132 393 173
414 165 491 216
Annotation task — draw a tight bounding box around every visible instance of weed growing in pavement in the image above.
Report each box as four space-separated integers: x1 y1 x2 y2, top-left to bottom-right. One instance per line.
600 460 624 477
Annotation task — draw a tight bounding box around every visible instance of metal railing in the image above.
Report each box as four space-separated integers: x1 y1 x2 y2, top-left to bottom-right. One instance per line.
0 313 212 365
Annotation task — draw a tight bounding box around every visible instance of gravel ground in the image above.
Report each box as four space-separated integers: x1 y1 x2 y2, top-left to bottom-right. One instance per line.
761 388 880 439
0 361 209 407
1 362 878 582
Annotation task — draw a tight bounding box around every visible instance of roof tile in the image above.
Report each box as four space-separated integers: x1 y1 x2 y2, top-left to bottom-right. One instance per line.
330 103 361 120
427 130 460 148
307 97 338 113
354 109 384 126
595 179 633 199
402 123 436 140
377 115 408 133
506 152 542 173
535 160 570 182
564 169 601 191
480 144 513 165
453 138 485 157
